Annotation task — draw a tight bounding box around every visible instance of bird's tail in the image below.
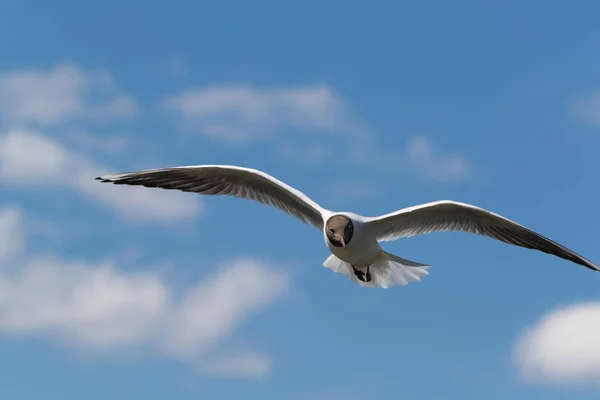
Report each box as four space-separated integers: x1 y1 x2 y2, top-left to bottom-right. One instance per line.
322 251 431 289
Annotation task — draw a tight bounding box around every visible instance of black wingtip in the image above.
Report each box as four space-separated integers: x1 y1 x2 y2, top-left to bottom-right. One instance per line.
583 261 600 272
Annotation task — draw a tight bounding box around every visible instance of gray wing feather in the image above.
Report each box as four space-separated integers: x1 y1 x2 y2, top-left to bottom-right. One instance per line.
365 200 598 271
96 165 326 230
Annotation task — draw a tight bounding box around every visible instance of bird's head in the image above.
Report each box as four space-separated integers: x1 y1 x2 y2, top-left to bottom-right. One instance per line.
325 215 354 248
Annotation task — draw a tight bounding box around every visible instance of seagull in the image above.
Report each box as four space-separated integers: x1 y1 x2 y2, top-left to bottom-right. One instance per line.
96 165 598 288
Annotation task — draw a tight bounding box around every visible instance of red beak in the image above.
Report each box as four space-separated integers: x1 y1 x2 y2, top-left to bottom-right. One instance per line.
339 236 346 248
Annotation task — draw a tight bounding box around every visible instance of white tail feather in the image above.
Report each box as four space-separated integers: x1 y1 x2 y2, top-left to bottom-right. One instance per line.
322 251 431 289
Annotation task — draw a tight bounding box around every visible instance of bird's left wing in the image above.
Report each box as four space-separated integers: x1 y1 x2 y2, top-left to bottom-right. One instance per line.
97 165 328 230
364 200 598 271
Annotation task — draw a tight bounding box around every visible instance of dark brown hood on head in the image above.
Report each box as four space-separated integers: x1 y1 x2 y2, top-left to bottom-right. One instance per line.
326 215 354 248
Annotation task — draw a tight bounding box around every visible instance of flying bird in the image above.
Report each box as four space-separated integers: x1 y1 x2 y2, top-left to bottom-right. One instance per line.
96 165 598 288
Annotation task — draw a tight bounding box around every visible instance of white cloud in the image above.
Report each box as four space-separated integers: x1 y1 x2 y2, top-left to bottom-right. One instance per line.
0 207 22 263
0 62 137 126
0 256 288 358
0 128 200 222
0 206 288 377
161 258 289 359
514 301 600 386
406 136 470 181
164 84 357 142
0 256 169 348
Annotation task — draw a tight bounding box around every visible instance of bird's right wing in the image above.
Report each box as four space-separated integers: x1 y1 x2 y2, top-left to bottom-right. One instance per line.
97 165 328 230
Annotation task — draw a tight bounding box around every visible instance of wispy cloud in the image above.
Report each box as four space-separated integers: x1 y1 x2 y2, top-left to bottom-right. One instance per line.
164 84 359 142
0 256 288 364
0 63 190 223
159 258 289 360
349 135 471 182
406 136 470 181
0 129 200 222
514 301 600 386
278 133 471 183
0 62 138 126
0 206 22 263
571 90 600 126
163 80 472 183
0 206 288 378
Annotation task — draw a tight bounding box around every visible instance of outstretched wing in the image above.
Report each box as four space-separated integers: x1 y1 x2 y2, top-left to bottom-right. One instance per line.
97 165 327 230
364 200 598 271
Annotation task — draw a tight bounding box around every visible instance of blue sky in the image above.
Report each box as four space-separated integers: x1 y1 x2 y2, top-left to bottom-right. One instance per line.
1 0 600 399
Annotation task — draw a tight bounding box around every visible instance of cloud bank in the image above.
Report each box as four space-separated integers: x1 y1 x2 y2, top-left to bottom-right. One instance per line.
0 206 288 378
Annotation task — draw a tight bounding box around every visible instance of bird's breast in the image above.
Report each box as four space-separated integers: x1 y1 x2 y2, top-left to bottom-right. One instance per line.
324 227 381 267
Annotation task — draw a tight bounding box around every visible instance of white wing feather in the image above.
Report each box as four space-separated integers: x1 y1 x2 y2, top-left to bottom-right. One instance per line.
97 165 328 230
365 200 598 271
